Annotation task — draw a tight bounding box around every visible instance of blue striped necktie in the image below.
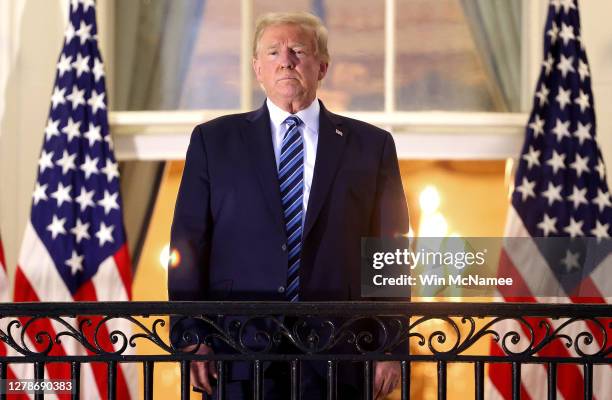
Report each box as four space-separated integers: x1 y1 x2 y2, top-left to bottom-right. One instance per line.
278 115 303 302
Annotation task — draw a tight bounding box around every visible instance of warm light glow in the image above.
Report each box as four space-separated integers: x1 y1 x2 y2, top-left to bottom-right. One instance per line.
159 244 181 270
159 245 170 271
407 226 415 238
505 157 515 199
419 212 448 237
417 185 450 238
419 185 441 214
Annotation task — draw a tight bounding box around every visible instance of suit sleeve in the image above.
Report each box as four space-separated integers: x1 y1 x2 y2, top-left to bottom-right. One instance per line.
370 131 409 238
168 126 213 348
370 131 411 355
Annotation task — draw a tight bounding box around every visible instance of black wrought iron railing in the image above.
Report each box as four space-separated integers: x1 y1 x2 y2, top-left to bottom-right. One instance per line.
0 302 609 399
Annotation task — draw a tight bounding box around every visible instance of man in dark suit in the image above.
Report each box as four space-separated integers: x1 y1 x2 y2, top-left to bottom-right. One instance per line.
169 11 409 399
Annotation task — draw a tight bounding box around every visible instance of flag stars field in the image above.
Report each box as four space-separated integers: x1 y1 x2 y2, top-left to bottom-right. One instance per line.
537 214 558 236
557 54 575 77
73 0 96 13
528 115 545 137
92 58 105 81
569 153 590 177
560 249 580 272
56 54 72 76
573 90 590 112
535 84 549 105
84 123 102 146
577 59 589 80
593 189 611 212
522 146 541 169
62 118 82 142
80 154 99 178
70 219 90 243
595 159 605 180
541 182 563 206
546 150 566 173
88 90 106 113
555 86 571 109
50 183 72 207
563 217 584 237
47 215 67 239
95 222 114 246
572 122 591 145
516 177 536 202
542 54 554 75
65 251 84 275
38 150 54 173
558 0 576 14
98 190 119 215
32 183 49 205
56 150 77 174
45 118 61 140
567 185 588 209
71 53 90 77
64 22 76 43
101 159 119 182
75 21 92 45
75 187 95 211
590 221 610 241
551 119 570 142
66 85 86 109
547 21 559 43
50 86 66 109
558 23 575 45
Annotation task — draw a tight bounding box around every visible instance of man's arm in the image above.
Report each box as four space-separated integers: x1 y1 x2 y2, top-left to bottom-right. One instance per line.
168 125 212 305
169 125 212 347
168 126 217 394
370 131 409 399
370 131 410 238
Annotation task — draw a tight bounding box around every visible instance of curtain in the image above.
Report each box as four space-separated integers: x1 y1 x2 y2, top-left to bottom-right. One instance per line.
114 0 205 267
460 0 522 112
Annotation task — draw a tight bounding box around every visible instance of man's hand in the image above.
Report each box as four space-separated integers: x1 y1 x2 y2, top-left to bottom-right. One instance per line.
182 343 217 395
373 361 400 400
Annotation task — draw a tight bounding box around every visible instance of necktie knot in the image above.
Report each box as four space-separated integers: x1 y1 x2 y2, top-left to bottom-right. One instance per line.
284 115 302 129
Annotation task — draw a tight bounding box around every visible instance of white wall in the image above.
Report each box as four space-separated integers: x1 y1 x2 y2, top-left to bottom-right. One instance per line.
0 0 66 286
0 0 611 290
581 0 612 177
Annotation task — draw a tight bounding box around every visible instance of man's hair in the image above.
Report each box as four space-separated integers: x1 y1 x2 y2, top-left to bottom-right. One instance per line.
252 12 330 63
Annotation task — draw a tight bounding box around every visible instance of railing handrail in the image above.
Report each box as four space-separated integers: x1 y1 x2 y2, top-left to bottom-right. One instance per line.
0 301 609 317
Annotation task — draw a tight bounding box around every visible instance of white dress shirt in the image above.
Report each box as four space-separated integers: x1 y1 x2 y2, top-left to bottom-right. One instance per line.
267 98 320 215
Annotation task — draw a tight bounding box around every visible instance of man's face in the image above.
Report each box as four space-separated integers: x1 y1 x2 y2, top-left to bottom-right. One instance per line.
253 23 328 108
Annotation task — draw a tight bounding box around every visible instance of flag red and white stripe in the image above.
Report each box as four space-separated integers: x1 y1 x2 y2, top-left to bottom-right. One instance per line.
1 236 31 399
0 234 7 298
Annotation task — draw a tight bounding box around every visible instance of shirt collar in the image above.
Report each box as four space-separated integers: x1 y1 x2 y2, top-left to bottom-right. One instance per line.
266 98 320 132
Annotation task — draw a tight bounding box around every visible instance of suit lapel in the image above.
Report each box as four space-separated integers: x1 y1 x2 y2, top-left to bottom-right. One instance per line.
243 103 285 233
303 102 347 240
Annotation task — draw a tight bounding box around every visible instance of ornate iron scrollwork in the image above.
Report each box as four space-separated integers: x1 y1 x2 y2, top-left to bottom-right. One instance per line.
0 302 608 362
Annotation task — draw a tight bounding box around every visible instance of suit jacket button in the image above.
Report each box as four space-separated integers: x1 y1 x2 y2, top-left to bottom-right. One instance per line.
278 286 285 293
281 244 287 251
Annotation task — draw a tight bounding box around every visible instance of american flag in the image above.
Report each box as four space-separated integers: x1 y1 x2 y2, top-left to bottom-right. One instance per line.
488 0 611 399
1 237 26 399
13 1 136 398
0 234 7 299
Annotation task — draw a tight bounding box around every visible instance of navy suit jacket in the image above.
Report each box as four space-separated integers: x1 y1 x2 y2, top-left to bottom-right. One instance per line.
168 100 409 380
